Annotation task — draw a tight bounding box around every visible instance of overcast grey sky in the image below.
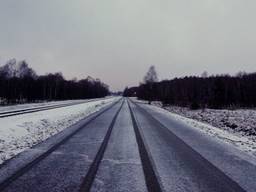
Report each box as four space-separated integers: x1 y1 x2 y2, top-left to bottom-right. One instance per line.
0 0 256 91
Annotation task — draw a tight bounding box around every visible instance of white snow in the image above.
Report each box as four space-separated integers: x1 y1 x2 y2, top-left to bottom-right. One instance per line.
164 110 256 157
0 97 119 164
134 99 256 158
0 98 105 113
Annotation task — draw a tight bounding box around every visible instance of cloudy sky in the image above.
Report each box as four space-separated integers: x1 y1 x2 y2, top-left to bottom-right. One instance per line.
0 0 256 91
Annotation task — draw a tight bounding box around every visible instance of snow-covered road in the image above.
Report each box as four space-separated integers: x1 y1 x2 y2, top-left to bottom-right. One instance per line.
134 99 256 159
0 97 118 164
0 98 255 192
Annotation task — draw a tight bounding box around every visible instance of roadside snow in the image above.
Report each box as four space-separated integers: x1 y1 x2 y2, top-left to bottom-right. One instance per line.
0 98 106 113
0 97 118 164
157 105 256 136
164 110 256 157
135 99 256 158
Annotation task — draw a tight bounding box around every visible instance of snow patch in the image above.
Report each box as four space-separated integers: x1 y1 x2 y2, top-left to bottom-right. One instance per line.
0 98 118 164
135 99 256 158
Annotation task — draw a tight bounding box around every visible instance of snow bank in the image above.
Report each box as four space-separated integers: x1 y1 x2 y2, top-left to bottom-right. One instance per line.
0 97 118 164
163 110 256 157
0 98 104 113
134 99 256 158
160 105 256 136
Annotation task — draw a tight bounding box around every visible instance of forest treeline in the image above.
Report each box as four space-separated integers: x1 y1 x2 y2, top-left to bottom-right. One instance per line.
124 71 256 109
0 59 109 104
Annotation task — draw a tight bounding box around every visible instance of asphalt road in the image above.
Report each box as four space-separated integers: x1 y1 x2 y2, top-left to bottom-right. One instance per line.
0 98 255 192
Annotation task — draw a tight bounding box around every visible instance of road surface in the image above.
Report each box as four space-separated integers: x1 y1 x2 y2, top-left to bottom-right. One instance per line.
0 98 255 192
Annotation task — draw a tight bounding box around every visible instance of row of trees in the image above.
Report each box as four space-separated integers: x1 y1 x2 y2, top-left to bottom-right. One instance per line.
124 66 256 109
0 59 109 104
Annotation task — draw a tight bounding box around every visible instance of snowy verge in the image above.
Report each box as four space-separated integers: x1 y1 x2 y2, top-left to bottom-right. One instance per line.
0 97 119 165
0 97 111 113
133 99 256 158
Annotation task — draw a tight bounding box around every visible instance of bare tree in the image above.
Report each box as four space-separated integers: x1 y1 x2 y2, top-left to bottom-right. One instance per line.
143 65 158 83
18 60 37 78
0 58 110 104
201 71 208 78
143 66 158 104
